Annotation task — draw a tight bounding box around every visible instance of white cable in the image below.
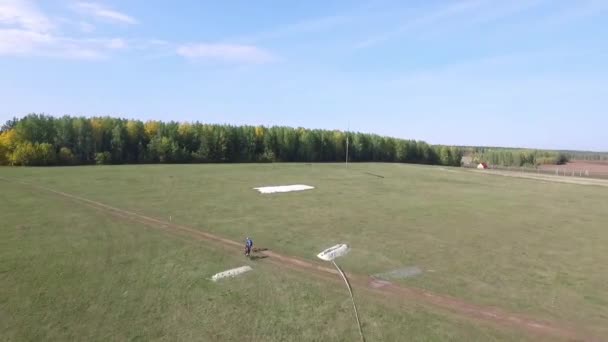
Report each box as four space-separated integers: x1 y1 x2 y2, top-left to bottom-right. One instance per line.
332 260 365 342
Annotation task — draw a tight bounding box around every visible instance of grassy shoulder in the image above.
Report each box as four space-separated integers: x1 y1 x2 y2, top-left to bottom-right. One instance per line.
0 180 528 341
2 163 606 337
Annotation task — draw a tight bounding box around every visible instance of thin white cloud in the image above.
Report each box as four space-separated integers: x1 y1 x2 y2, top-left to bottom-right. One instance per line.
79 21 95 33
176 43 276 64
353 0 555 49
0 28 127 59
352 0 607 49
414 0 548 41
0 0 53 32
0 28 53 55
131 38 169 51
535 0 608 28
0 0 128 59
105 37 125 49
226 2 387 45
72 1 137 25
64 36 128 49
356 0 487 48
231 14 354 44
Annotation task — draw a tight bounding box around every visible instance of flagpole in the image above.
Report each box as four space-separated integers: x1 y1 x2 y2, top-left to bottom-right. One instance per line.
346 122 349 168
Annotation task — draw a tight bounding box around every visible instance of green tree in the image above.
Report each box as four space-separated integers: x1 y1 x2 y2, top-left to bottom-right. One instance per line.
439 146 451 166
126 120 145 162
14 114 56 144
72 118 94 163
9 142 55 166
10 142 37 165
37 143 56 165
1 117 18 133
95 152 112 165
2 114 486 167
58 147 75 165
110 124 125 163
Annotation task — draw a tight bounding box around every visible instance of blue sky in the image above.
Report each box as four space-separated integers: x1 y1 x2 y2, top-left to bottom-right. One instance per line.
1 0 607 150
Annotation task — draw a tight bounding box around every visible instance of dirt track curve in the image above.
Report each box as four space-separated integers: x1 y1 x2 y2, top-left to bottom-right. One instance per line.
2 177 602 342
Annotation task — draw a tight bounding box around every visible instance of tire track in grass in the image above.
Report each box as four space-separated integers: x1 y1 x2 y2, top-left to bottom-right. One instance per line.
1 176 600 342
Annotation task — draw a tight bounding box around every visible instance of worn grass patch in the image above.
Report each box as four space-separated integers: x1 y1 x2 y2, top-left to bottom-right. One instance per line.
2 162 607 339
0 179 529 341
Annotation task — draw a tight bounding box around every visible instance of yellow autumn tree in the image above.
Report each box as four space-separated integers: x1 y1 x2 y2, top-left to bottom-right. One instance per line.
144 120 161 140
177 122 192 141
177 122 191 136
126 120 143 145
0 133 7 165
90 118 104 152
333 130 345 161
254 126 265 139
0 129 19 165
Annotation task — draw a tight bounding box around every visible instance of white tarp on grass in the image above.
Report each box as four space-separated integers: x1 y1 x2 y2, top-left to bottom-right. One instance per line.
211 266 253 282
317 244 350 261
254 184 314 194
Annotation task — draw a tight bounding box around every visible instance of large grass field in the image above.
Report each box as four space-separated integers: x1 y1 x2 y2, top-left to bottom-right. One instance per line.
2 163 607 340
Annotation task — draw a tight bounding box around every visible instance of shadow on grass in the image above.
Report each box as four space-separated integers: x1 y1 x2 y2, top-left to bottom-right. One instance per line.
246 247 270 261
249 255 269 261
362 171 385 178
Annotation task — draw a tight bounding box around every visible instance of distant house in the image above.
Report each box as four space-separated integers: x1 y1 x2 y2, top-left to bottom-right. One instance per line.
477 163 488 169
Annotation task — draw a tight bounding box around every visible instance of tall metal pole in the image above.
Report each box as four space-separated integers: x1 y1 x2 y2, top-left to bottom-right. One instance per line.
346 122 350 168
346 134 349 168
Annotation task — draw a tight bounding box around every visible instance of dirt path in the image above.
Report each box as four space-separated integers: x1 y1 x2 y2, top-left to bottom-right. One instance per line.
472 169 608 187
2 177 601 342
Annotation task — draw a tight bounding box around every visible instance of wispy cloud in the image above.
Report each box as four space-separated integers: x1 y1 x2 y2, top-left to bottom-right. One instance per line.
133 39 169 50
0 0 53 32
0 29 52 55
355 0 487 48
534 0 608 27
231 14 354 44
72 1 137 25
78 21 95 33
0 29 126 59
0 0 128 59
176 43 276 64
354 0 551 48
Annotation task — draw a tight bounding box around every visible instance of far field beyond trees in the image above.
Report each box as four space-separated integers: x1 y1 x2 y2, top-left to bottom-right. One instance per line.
1 114 603 167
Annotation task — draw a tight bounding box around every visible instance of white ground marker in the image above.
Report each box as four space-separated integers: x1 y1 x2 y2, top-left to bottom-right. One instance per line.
317 243 350 261
211 266 253 282
253 184 314 194
317 244 365 342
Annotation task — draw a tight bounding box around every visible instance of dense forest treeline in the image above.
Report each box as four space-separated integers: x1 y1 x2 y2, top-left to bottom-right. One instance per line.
465 147 569 167
463 146 608 167
563 151 608 161
0 114 463 166
2 115 604 167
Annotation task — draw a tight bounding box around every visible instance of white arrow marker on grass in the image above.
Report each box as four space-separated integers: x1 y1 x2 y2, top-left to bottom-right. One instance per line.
211 265 252 282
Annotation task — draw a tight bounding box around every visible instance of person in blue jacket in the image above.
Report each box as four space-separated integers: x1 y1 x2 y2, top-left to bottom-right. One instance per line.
245 237 253 257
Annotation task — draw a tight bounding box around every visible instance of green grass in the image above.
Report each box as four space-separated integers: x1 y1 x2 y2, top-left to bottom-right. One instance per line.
2 163 607 339
0 178 527 341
